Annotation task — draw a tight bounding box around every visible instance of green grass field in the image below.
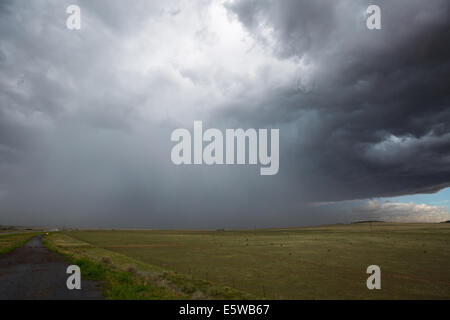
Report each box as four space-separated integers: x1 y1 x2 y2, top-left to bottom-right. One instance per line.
54 223 449 299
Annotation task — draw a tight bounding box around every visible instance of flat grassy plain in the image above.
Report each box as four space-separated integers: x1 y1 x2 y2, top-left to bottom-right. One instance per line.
62 223 449 299
44 233 254 299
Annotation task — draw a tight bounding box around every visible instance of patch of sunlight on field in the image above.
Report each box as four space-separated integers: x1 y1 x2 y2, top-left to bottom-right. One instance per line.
65 223 450 299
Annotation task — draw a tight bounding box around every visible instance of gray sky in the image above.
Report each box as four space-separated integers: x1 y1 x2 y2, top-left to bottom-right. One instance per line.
0 0 449 228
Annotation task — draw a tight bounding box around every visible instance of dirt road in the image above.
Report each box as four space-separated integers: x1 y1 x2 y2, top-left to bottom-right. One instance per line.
0 235 103 300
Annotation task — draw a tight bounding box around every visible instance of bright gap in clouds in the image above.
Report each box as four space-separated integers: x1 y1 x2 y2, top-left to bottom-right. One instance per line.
312 188 450 223
115 0 303 123
383 188 450 209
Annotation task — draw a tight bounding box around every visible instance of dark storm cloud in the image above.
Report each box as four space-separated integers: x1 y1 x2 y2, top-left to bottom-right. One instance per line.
0 0 449 228
225 0 450 201
0 0 301 228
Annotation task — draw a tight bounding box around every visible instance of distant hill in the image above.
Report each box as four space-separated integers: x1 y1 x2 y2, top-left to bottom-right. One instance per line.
351 220 385 224
440 220 450 223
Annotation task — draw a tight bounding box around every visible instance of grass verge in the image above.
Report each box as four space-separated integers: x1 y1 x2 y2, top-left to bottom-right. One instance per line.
0 232 42 255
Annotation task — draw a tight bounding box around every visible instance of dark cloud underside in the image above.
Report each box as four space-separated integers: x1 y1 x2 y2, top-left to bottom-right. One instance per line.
0 0 449 227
